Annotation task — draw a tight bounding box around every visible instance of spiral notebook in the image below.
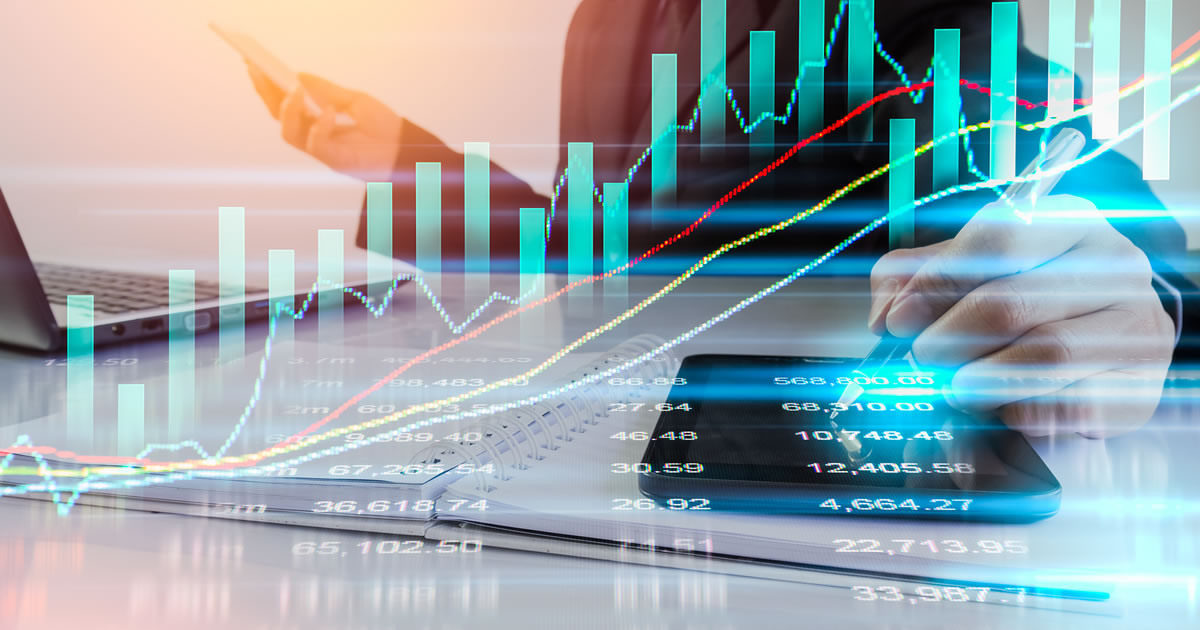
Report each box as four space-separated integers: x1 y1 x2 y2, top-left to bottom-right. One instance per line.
1 335 1116 609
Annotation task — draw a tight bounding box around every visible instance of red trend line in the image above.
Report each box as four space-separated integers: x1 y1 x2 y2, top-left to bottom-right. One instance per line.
20 28 1200 471
1009 29 1200 110
5 83 918 469
1175 29 1200 62
30 80 929 470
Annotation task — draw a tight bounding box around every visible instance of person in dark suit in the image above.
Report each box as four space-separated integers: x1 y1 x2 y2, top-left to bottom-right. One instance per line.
244 0 1187 437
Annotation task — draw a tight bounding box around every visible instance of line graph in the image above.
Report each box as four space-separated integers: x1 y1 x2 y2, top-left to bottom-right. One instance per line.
5 11 1199 509
7 74 1198 512
3 79 944 467
7 79 940 466
11 40 1188 470
153 43 1200 460
6 55 1196 503
0 80 1050 465
6 38 1197 475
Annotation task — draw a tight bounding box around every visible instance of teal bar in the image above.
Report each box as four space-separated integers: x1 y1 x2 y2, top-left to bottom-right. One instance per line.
117 384 144 458
464 142 491 295
218 206 244 363
651 54 677 230
568 142 594 313
168 270 194 444
416 162 442 297
318 230 344 343
750 31 776 164
267 249 294 436
1047 0 1077 120
268 249 295 348
798 0 826 144
700 0 726 161
933 29 961 191
848 0 875 141
366 182 393 296
520 208 546 344
1092 0 1121 139
66 295 93 449
889 119 916 250
990 2 1018 180
603 182 629 315
1143 0 1172 180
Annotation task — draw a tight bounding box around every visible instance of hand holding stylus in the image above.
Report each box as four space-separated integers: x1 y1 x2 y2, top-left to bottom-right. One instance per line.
867 193 1175 438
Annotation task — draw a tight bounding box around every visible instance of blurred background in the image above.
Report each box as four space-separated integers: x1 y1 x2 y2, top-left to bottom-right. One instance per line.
0 0 1196 280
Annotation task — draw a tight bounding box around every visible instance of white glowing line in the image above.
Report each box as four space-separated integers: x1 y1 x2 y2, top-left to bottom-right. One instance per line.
865 387 941 397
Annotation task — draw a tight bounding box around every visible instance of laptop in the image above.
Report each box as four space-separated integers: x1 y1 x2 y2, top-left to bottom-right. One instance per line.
0 186 401 352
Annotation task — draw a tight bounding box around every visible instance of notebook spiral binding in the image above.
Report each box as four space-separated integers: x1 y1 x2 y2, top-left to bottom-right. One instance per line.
407 335 678 492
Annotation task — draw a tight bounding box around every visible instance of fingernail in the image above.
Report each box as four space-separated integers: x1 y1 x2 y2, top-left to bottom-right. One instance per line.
886 292 932 336
945 371 984 412
941 383 967 411
867 278 900 329
948 366 1008 412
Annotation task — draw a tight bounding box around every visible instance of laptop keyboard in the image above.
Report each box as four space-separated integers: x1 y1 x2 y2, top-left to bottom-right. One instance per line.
35 262 226 314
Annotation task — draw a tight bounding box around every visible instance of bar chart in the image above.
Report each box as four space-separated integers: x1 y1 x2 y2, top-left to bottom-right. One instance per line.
21 0 1194 505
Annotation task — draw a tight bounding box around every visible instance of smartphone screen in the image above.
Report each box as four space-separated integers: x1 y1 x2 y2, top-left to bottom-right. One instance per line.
639 354 1061 521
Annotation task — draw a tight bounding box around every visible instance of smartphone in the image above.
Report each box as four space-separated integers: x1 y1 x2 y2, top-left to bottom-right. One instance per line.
638 354 1062 522
210 22 353 125
210 22 302 92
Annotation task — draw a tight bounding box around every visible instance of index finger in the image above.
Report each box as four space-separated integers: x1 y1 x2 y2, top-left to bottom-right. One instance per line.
885 196 1098 337
868 241 948 334
279 85 313 151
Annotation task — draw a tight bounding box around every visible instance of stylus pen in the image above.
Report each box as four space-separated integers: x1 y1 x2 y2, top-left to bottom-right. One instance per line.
828 332 907 431
829 128 1088 430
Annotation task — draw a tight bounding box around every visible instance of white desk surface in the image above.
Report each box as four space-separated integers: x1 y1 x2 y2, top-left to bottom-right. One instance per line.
1 273 1197 629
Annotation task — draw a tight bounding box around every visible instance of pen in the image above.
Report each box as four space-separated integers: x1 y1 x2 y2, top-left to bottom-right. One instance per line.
827 128 1088 440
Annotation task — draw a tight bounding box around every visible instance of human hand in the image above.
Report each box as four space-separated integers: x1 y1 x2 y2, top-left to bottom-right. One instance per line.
246 65 403 181
867 195 1175 438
